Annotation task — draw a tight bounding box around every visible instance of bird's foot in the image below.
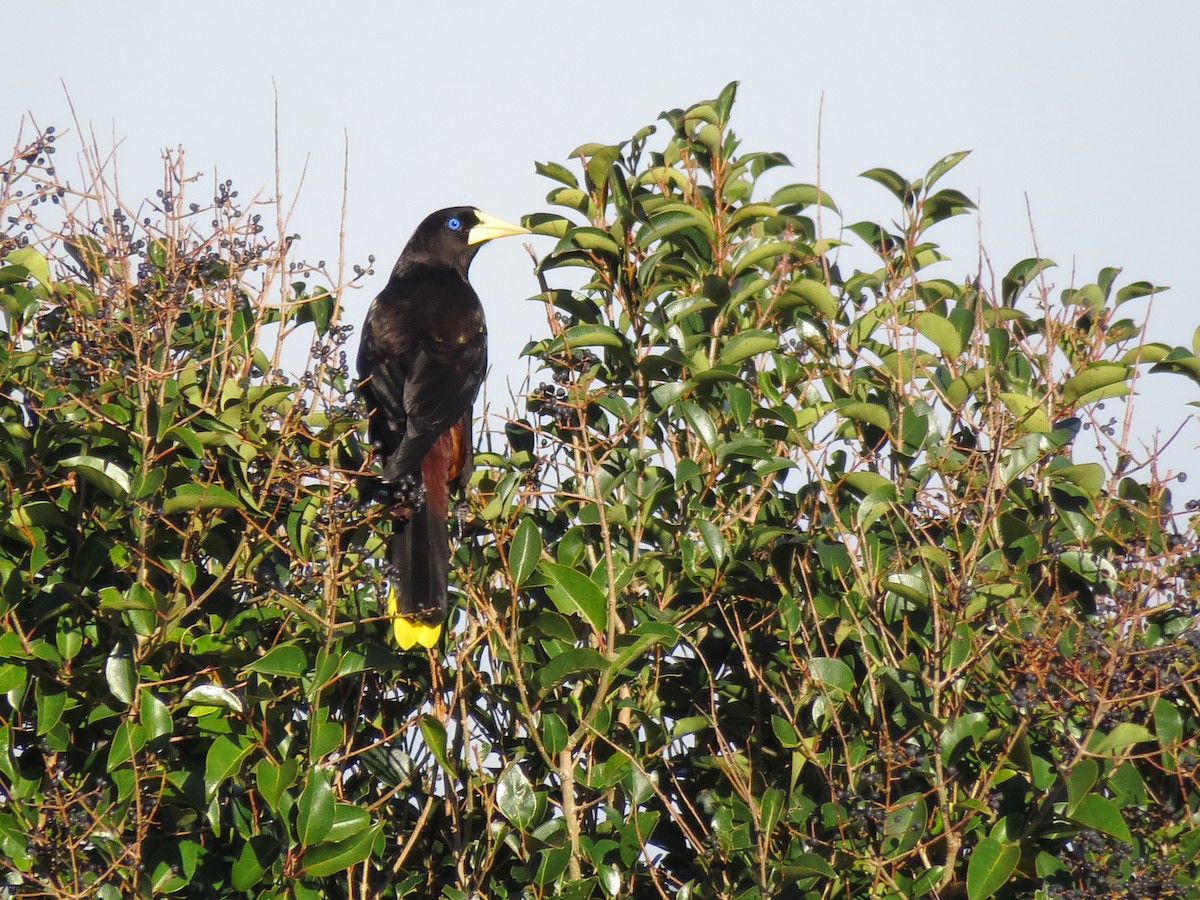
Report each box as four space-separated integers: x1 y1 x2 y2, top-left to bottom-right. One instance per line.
452 499 470 539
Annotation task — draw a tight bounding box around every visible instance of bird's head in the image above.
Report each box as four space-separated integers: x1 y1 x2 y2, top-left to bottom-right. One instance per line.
396 206 529 277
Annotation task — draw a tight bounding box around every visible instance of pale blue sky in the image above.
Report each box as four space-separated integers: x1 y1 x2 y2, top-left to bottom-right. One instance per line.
8 1 1200 488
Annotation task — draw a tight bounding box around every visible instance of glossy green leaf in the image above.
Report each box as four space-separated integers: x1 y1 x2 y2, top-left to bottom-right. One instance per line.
540 712 568 756
717 329 777 366
1066 759 1099 811
1153 697 1183 748
497 763 538 830
302 822 382 878
139 692 173 742
541 562 607 633
181 684 243 715
924 150 971 188
509 517 542 587
941 712 988 767
6 247 51 286
537 647 605 691
60 455 131 499
677 401 718 452
231 835 278 892
966 836 1019 899
1061 362 1130 406
296 768 336 846
162 484 243 514
839 401 891 432
204 734 253 800
769 182 837 213
696 520 727 569
807 657 853 694
243 642 309 678
419 715 456 778
256 757 300 812
105 647 136 705
1088 722 1152 755
1002 257 1055 305
1070 794 1133 843
859 167 910 202
326 803 371 843
916 311 964 358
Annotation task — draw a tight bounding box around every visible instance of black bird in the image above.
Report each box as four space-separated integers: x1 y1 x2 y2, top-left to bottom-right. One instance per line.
357 207 528 649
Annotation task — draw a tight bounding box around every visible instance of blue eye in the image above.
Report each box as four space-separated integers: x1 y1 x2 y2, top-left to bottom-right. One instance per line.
447 217 462 231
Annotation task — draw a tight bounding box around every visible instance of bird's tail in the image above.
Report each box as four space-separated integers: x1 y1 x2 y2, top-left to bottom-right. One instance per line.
381 419 466 650
385 500 448 650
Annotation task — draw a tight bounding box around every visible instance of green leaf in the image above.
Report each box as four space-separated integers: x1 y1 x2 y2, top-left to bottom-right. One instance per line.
770 183 837 213
1070 795 1133 843
1066 759 1099 811
162 484 243 514
256 757 300 812
729 241 794 277
998 392 1052 433
182 684 243 715
916 311 964 358
1153 698 1183 748
105 646 137 705
35 684 67 736
1088 722 1152 755
1060 362 1130 406
784 278 838 319
535 160 578 188
696 520 727 570
537 647 605 692
839 401 891 432
717 330 777 366
509 518 542 587
541 562 608 633
302 822 382 878
609 622 677 675
106 720 147 771
807 657 853 694
540 712 568 756
297 768 336 846
497 763 538 830
924 150 971 188
326 803 371 844
243 643 309 678
419 715 456 778
139 692 173 743
781 853 836 878
1114 280 1167 306
770 715 800 748
966 836 1019 899
567 227 621 256
204 734 253 800
677 401 718 452
941 712 988 767
231 836 278 892
60 455 131 499
860 167 911 202
6 247 51 286
1002 258 1055 306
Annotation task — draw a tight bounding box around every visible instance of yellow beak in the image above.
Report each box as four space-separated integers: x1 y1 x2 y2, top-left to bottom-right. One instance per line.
468 210 530 245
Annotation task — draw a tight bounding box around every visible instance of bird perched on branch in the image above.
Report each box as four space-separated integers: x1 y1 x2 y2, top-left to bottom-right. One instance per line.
357 207 528 649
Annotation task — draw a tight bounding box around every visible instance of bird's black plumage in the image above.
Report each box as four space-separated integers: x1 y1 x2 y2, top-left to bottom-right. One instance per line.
357 206 528 649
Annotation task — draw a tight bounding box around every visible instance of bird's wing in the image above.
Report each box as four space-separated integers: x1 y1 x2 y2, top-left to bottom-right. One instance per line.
357 297 412 460
381 339 483 482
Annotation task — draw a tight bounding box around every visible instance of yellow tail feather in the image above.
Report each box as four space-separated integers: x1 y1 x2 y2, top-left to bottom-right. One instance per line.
385 587 442 650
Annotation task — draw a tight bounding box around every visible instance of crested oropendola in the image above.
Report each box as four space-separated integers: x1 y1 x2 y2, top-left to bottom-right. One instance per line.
357 207 528 649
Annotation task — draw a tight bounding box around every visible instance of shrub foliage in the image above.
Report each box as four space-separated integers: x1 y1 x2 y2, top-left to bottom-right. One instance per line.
1 86 1198 898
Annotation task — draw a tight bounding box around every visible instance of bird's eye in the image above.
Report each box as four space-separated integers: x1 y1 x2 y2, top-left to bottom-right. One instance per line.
446 217 462 232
